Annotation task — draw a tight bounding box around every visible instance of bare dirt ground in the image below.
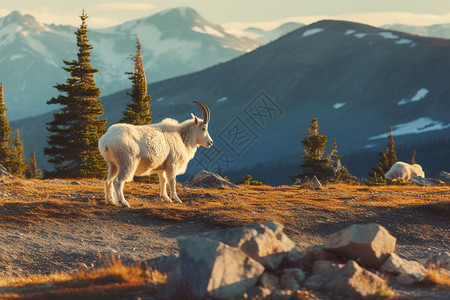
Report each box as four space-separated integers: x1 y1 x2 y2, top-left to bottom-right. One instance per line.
0 177 449 298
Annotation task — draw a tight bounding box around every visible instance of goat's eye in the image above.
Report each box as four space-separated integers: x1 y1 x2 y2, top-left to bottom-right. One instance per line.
202 127 207 131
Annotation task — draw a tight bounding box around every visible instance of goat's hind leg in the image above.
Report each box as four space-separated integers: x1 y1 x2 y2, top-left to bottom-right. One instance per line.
105 162 119 205
113 161 138 208
166 169 182 204
157 171 172 203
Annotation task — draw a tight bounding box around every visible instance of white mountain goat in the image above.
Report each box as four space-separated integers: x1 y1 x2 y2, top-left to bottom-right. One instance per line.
384 161 425 181
98 101 213 207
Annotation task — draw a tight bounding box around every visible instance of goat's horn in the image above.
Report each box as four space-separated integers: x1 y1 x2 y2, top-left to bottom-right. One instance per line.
193 101 210 124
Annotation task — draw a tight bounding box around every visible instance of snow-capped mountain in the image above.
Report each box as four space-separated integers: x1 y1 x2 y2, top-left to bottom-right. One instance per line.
12 20 450 183
381 23 450 39
0 7 268 120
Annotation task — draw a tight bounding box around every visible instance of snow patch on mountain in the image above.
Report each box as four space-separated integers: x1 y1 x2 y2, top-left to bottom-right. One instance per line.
345 29 355 35
354 33 366 38
302 28 323 37
398 88 429 105
396 39 412 45
368 117 450 140
216 97 228 103
333 102 346 110
379 32 398 39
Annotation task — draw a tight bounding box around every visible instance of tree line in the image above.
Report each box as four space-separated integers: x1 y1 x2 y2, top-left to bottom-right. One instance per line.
0 11 152 179
0 11 406 183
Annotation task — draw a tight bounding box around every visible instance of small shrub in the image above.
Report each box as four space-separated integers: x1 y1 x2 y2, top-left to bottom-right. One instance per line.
237 175 262 186
368 172 387 186
223 176 231 183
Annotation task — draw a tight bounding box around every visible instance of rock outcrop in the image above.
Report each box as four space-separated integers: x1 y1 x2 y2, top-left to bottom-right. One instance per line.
185 170 237 188
108 222 447 299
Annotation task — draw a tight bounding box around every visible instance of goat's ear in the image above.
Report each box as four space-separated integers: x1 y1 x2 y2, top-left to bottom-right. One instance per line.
194 116 200 127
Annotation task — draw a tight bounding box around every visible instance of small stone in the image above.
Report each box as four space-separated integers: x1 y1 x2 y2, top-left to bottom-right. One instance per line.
426 252 450 271
260 272 279 290
437 171 450 183
279 268 305 291
300 245 338 272
380 253 427 280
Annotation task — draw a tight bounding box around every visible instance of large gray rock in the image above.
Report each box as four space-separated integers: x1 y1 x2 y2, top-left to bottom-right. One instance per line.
324 223 396 269
437 171 450 184
305 260 393 299
197 221 296 270
178 235 264 300
410 176 444 186
186 170 237 188
380 253 427 285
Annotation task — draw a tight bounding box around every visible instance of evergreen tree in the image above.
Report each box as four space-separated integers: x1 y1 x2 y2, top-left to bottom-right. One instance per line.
120 37 152 125
25 150 41 179
9 130 27 177
121 37 156 183
44 11 107 178
298 118 329 181
369 125 397 184
0 83 12 170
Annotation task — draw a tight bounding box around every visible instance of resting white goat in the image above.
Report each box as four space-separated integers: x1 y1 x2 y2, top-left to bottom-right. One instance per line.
98 101 213 207
384 161 425 181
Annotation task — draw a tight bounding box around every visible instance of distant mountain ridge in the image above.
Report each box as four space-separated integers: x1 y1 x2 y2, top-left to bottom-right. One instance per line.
382 23 450 39
12 20 450 183
0 7 297 120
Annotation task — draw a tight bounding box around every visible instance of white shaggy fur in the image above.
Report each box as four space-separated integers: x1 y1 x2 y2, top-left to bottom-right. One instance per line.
98 111 213 207
384 162 425 181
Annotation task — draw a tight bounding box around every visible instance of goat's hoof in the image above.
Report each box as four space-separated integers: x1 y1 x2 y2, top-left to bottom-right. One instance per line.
173 197 182 204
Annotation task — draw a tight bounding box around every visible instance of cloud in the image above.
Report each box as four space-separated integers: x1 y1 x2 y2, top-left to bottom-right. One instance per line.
93 2 157 11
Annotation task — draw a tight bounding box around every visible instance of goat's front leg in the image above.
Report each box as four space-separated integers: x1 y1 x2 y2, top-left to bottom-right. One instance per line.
166 170 182 204
157 172 172 203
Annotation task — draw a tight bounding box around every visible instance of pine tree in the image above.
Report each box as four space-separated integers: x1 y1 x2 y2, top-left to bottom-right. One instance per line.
0 83 12 170
9 130 27 177
120 37 152 125
25 149 41 179
44 11 107 178
121 37 156 183
298 118 329 181
369 125 397 185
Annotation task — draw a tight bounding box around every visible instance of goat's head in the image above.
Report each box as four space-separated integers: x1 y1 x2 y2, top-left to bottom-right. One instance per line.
192 101 213 148
412 164 425 178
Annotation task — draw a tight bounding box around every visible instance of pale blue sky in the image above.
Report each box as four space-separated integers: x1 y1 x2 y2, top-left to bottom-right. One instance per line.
1 0 449 28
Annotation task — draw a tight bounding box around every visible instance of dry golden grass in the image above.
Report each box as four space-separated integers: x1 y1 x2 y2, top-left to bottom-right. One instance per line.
0 256 166 299
423 265 450 287
0 178 448 298
1 178 449 234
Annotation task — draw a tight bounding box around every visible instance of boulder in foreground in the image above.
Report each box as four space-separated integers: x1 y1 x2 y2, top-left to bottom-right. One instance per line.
177 235 264 299
324 223 396 269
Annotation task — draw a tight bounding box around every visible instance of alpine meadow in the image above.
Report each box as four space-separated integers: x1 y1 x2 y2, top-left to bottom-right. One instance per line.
0 3 449 300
